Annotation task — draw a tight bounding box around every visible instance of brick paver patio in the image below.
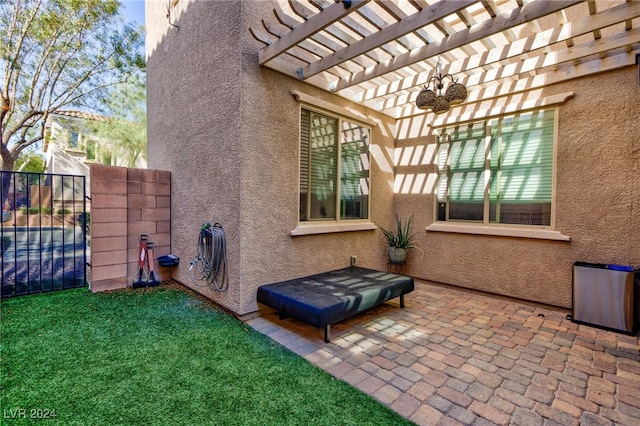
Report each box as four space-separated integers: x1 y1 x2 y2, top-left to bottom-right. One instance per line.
246 279 640 425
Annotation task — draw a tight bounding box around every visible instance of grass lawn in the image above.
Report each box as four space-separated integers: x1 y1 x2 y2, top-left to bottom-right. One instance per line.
0 286 414 425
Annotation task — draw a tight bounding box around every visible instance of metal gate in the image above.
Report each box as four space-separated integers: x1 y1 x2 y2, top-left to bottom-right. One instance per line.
1 171 88 297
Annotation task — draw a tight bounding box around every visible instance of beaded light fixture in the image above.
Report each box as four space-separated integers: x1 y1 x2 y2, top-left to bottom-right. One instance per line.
416 61 467 114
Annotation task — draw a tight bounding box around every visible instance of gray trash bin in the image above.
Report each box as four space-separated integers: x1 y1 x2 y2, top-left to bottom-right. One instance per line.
572 262 637 334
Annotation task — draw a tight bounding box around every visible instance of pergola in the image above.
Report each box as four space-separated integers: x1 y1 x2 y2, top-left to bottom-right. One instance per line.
250 0 640 122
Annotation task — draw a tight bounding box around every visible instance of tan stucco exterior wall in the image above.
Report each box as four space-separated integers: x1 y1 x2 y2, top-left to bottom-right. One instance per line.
147 0 639 313
394 67 640 308
146 0 243 312
146 0 396 315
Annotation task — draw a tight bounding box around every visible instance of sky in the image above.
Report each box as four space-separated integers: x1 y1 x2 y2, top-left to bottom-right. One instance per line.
122 0 145 26
121 1 146 56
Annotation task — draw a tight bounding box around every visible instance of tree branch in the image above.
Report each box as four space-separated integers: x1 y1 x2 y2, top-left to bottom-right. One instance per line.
4 0 43 105
2 109 42 146
38 35 85 111
1 0 144 170
28 27 65 110
53 78 124 111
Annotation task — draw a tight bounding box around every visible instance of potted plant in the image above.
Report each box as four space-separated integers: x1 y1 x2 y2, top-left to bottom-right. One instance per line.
378 214 418 263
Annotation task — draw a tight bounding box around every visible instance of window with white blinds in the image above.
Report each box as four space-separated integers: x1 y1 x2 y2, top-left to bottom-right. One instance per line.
436 109 555 226
299 107 370 222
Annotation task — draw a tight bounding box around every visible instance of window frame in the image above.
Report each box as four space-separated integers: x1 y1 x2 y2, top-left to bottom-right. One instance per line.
296 102 373 232
435 108 559 229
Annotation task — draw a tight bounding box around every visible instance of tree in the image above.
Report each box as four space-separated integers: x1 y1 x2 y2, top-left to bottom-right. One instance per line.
91 71 146 168
0 0 144 202
15 150 44 172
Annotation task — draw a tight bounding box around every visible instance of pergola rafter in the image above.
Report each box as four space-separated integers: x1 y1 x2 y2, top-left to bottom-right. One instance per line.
334 0 583 90
249 0 640 120
299 0 476 80
258 0 370 66
358 0 640 101
373 34 640 117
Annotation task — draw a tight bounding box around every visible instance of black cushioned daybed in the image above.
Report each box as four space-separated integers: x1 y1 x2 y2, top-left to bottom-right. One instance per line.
256 266 414 342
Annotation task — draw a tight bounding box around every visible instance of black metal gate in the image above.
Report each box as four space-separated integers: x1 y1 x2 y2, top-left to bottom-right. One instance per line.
1 171 87 297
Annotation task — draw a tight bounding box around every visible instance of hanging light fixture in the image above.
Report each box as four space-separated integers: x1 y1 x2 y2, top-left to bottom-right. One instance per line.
416 60 467 114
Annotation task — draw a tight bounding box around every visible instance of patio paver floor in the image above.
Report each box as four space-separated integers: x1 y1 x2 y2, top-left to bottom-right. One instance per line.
245 279 640 426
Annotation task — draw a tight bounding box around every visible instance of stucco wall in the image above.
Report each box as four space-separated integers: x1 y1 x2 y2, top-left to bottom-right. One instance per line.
394 67 640 308
236 2 399 315
147 0 397 315
147 0 639 313
146 0 243 312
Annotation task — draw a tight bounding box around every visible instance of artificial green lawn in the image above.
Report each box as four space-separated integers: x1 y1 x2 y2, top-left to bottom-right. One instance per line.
0 286 414 425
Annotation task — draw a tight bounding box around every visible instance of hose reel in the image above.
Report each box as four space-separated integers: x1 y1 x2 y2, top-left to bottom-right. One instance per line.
189 222 228 291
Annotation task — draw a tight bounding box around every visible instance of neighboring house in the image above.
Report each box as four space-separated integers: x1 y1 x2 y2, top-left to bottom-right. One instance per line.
145 0 640 317
44 111 147 182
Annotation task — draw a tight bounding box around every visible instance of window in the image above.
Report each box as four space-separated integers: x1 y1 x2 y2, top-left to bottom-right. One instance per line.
436 109 555 226
69 130 79 148
299 107 370 222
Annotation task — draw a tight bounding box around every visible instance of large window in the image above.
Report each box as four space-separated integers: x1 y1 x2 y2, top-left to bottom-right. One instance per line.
436 109 555 226
299 107 370 222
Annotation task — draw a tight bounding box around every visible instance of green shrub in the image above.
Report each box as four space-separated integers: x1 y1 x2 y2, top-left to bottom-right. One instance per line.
1 236 11 255
19 207 41 214
18 207 71 215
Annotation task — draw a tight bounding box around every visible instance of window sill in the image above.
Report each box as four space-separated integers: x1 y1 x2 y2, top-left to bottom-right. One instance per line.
291 222 377 236
426 222 570 241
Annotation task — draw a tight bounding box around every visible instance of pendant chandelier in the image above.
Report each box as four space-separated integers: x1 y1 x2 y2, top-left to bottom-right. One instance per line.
416 62 467 114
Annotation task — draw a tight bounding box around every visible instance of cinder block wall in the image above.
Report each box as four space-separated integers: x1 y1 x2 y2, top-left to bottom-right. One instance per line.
90 165 171 292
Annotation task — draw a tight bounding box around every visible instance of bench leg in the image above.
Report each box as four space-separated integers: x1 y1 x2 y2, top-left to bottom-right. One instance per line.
400 293 405 308
324 325 331 343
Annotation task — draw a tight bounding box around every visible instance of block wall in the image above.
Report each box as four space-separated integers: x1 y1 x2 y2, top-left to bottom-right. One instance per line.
90 165 171 292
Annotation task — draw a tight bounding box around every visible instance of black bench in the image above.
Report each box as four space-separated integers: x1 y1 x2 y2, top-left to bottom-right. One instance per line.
256 266 414 342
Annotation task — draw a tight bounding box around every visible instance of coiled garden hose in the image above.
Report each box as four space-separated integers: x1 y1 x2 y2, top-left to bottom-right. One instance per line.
189 222 228 291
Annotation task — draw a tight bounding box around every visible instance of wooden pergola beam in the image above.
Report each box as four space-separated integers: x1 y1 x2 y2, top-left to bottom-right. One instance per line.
357 0 640 101
276 3 392 68
335 0 583 91
258 0 370 66
425 49 640 126
370 28 640 113
299 0 475 80
379 47 639 120
375 1 434 45
429 91 576 128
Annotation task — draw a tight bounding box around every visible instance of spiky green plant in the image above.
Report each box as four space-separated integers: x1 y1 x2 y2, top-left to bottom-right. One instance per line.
378 214 418 249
